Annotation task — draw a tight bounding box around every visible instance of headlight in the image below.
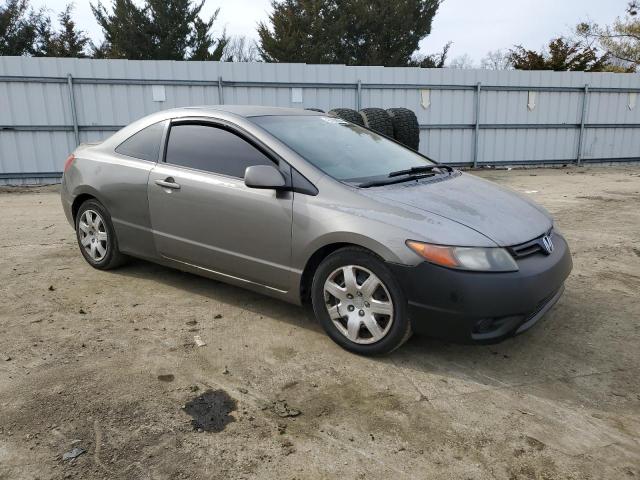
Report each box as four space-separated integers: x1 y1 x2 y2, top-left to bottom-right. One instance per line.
406 240 519 272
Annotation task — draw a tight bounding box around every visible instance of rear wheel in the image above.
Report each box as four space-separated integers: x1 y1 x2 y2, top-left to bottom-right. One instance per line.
75 199 127 270
311 247 412 355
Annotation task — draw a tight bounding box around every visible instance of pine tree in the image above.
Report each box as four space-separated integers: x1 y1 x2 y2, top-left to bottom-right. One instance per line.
91 0 227 60
92 0 155 59
189 11 227 60
147 0 204 60
0 0 48 56
408 42 451 69
42 5 90 57
257 0 442 66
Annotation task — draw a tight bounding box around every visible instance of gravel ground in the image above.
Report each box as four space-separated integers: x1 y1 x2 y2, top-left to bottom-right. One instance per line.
0 166 639 480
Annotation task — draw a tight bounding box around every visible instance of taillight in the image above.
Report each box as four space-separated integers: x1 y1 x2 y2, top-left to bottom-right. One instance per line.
63 154 75 173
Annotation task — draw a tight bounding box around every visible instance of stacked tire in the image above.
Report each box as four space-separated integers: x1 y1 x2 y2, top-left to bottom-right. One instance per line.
358 108 394 138
386 108 420 151
328 106 420 151
328 108 364 127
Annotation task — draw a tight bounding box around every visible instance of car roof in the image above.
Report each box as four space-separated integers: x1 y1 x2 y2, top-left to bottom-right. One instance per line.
100 104 326 164
173 105 324 118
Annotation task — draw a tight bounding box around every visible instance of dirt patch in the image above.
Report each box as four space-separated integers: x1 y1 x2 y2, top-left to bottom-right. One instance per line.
0 166 639 479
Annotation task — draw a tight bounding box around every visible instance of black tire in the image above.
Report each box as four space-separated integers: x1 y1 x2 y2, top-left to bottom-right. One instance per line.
311 247 412 356
75 199 127 270
359 108 394 138
328 108 365 127
386 108 420 151
305 108 325 113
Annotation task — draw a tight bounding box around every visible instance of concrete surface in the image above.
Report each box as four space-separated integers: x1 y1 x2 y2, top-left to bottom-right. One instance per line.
0 166 639 480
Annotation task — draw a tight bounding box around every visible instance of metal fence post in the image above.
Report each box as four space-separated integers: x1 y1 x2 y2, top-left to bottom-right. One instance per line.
473 82 482 168
356 80 362 111
66 74 80 146
218 76 224 105
577 84 590 166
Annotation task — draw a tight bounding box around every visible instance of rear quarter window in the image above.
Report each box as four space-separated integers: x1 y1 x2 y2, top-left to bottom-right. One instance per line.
115 121 166 161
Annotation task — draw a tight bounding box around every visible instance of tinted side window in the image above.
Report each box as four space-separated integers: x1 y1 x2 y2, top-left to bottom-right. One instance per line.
164 124 273 177
115 121 166 161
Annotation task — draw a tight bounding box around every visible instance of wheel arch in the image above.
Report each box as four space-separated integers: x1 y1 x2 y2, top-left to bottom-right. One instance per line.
70 187 106 223
298 235 397 305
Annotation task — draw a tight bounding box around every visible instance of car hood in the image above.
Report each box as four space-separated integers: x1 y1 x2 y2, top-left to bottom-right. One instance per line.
359 172 552 246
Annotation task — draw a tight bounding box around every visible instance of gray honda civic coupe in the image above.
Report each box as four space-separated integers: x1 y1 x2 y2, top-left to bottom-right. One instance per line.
61 105 572 355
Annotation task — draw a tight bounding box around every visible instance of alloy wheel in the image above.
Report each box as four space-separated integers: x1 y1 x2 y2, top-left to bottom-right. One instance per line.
323 265 394 344
78 209 108 262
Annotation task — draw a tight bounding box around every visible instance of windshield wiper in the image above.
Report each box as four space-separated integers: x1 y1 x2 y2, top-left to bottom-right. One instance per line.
358 164 455 188
388 164 454 178
358 172 436 188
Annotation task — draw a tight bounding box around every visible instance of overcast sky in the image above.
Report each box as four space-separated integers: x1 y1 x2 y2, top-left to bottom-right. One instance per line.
30 0 629 64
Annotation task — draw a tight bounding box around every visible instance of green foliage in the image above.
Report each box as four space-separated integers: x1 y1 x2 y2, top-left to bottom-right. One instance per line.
408 42 451 68
190 14 228 60
91 0 228 60
91 0 153 59
0 0 88 57
0 0 47 55
42 5 91 57
257 0 442 66
509 38 611 72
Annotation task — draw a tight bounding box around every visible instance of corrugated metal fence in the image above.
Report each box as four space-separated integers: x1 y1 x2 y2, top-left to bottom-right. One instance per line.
1 56 640 184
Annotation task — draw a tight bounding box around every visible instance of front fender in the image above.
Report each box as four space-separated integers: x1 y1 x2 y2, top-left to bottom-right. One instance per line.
300 231 403 269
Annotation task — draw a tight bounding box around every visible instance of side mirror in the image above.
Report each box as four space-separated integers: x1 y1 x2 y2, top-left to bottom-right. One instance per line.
244 165 287 190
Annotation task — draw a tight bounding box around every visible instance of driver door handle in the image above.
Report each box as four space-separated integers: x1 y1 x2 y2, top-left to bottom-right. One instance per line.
155 178 181 190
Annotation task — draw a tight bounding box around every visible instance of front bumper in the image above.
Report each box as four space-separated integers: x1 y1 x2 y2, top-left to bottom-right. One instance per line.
388 233 572 344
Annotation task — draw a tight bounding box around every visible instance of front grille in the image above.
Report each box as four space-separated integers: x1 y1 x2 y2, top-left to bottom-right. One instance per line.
508 230 553 259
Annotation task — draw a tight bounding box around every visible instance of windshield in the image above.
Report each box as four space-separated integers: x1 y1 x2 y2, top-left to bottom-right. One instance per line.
251 115 434 184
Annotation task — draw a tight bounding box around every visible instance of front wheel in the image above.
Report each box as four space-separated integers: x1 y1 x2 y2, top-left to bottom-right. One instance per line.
311 247 412 355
